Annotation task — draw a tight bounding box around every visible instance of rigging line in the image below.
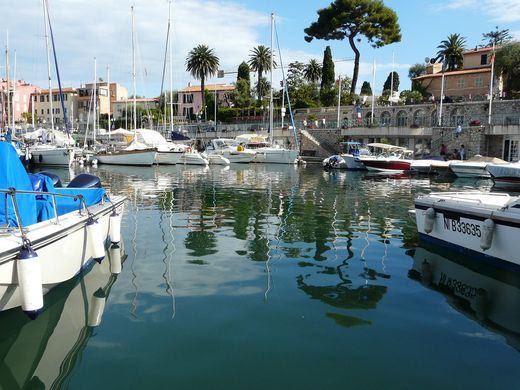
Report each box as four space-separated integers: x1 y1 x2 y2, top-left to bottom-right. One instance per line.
83 69 96 148
44 0 69 134
159 5 171 108
274 19 298 149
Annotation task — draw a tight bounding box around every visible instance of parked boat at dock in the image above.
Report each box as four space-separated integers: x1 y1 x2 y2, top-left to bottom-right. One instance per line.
359 143 414 172
449 156 507 178
414 191 520 269
486 161 520 188
0 142 126 317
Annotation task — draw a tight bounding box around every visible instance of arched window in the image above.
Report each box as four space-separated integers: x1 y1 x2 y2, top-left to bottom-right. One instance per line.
412 109 426 127
396 110 407 127
380 111 391 126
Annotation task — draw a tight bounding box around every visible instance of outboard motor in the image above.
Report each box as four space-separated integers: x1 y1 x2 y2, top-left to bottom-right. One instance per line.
38 171 62 188
67 173 102 189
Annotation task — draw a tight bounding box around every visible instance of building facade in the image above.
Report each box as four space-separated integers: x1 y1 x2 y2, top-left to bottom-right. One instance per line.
112 98 159 128
77 82 128 130
414 46 502 102
31 88 78 129
177 83 235 121
0 79 41 127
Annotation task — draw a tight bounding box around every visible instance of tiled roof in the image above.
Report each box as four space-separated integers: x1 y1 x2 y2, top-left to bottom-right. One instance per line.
34 88 77 94
415 67 491 80
180 84 235 93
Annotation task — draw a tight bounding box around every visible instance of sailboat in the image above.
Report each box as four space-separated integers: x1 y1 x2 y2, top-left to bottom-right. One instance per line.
29 0 75 167
94 6 156 166
238 13 299 165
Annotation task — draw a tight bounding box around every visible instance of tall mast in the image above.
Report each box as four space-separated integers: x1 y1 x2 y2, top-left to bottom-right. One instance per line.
131 5 137 132
12 49 16 131
269 13 274 144
93 57 97 144
107 64 111 139
5 30 10 132
43 0 54 130
168 0 174 135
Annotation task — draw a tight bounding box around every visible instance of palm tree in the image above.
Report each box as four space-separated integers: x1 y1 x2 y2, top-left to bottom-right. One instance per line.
303 59 322 84
185 44 219 120
248 45 276 102
437 33 466 71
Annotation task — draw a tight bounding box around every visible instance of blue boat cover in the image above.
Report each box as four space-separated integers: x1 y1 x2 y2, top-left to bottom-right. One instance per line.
1 142 107 227
0 142 38 227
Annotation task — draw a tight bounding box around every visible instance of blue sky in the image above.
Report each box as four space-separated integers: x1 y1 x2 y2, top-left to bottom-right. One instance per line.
2 0 519 97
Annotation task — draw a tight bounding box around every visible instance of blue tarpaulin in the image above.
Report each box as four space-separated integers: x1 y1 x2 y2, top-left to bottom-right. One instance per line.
0 142 38 227
1 142 106 227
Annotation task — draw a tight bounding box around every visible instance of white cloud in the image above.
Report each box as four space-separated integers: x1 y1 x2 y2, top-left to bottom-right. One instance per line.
436 0 520 22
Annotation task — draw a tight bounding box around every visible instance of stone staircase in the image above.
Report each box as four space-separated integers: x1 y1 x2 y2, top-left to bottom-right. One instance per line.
299 129 340 158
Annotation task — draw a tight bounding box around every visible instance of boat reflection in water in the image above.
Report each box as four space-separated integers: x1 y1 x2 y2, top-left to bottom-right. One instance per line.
0 243 125 389
408 244 520 350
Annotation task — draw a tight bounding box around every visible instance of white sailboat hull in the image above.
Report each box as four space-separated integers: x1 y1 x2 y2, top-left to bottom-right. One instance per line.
253 148 299 164
30 146 75 166
156 150 183 165
95 149 156 166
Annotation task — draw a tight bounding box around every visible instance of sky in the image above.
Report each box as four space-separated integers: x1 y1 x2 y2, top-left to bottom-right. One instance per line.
1 0 520 98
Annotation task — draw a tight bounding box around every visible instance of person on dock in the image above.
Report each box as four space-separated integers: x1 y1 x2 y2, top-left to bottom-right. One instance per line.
459 144 465 160
440 144 447 157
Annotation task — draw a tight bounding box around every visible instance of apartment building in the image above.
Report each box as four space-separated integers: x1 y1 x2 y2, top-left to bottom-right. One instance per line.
32 88 78 129
77 82 128 129
177 83 235 120
0 79 41 126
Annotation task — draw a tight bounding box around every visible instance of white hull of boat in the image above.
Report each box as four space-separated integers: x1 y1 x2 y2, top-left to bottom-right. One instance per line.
415 192 520 268
179 152 209 166
0 196 126 312
156 150 183 165
95 149 156 166
449 162 490 178
30 147 75 167
253 148 299 164
486 162 520 187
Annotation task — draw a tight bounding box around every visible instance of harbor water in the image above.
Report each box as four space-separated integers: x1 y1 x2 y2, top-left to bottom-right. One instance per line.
2 164 520 389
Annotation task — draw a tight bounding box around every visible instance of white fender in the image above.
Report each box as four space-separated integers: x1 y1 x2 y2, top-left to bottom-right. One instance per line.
423 207 436 233
480 218 495 250
109 244 122 274
109 211 121 244
87 288 106 327
17 246 43 319
87 219 105 263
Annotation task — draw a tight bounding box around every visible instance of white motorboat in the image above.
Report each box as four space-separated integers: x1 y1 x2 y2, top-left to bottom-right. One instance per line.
449 156 507 178
134 129 184 165
323 141 369 170
205 138 256 163
486 161 520 188
179 147 209 166
354 143 414 173
0 142 126 318
414 191 520 269
235 134 299 164
206 153 230 165
409 245 520 338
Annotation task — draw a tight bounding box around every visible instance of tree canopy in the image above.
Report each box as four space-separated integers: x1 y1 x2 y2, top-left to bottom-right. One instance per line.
360 81 372 96
495 42 520 98
482 27 512 46
304 59 322 84
437 33 466 71
185 44 219 119
320 46 335 106
248 45 276 102
304 0 401 95
383 71 399 93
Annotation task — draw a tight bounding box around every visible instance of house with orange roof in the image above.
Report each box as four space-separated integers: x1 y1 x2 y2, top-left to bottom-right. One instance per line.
414 45 503 102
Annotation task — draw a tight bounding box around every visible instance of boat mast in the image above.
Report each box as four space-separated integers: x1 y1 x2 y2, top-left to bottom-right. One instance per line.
93 57 97 145
107 64 111 140
269 13 274 145
12 49 16 131
131 5 137 133
43 0 54 130
168 0 174 136
5 30 10 133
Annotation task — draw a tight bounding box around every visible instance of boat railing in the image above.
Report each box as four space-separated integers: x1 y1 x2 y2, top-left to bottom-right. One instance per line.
1 187 93 234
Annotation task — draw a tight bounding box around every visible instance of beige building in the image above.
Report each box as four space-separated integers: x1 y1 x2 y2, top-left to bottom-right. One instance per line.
77 82 128 129
414 46 502 101
112 98 159 127
32 88 78 129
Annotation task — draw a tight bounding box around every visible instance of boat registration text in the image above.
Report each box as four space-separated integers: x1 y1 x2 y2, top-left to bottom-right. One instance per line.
443 217 482 237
